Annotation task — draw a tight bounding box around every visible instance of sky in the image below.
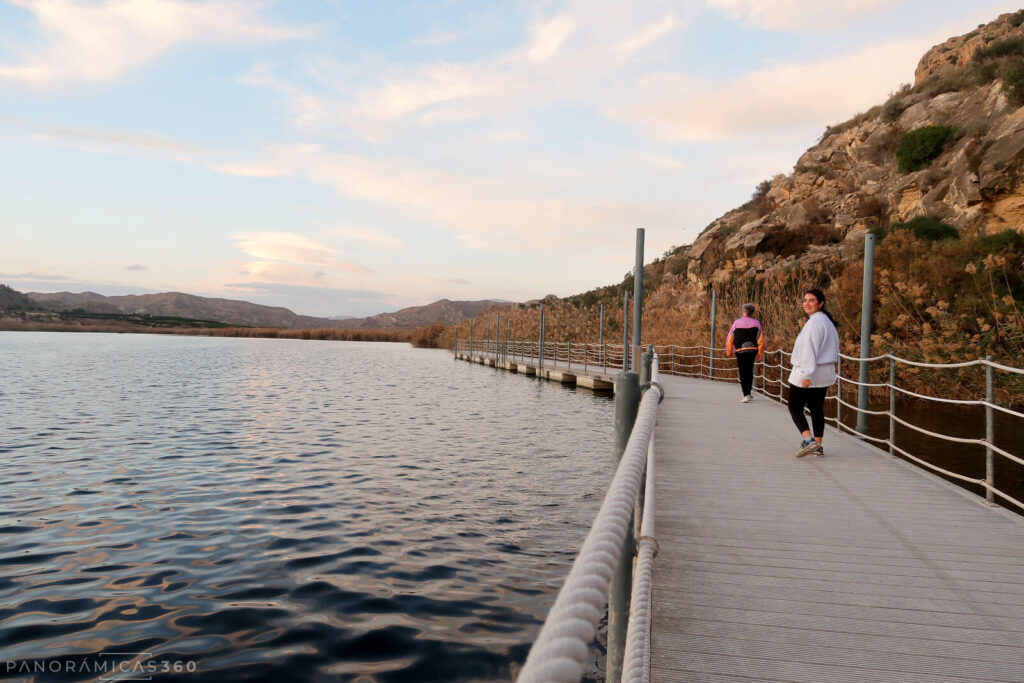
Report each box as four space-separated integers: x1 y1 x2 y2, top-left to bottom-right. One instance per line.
1 0 1020 317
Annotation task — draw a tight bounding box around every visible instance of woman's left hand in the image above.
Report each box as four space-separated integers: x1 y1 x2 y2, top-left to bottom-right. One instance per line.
801 379 811 388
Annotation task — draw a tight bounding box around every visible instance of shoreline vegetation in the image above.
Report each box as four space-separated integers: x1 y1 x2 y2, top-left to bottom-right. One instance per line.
437 228 1024 407
0 315 415 344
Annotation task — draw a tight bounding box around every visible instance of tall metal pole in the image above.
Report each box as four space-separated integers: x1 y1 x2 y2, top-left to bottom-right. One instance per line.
622 290 630 371
599 303 605 369
857 233 876 434
631 228 645 373
469 320 473 357
538 303 545 368
709 289 717 380
496 313 500 361
986 355 995 505
506 320 510 363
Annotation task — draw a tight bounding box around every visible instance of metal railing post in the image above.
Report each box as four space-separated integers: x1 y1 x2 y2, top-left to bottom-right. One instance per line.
622 290 630 371
857 233 876 433
709 289 717 380
986 355 995 505
836 356 842 426
538 304 545 370
889 357 896 456
609 370 640 683
599 303 605 369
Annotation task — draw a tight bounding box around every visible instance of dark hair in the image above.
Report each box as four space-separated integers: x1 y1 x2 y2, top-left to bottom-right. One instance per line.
742 303 756 316
805 289 838 328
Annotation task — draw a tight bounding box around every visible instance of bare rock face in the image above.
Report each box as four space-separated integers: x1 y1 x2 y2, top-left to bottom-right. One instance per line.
681 11 1024 291
915 12 1024 84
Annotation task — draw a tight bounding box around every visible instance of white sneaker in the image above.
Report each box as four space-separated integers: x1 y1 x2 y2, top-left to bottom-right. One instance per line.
740 395 751 403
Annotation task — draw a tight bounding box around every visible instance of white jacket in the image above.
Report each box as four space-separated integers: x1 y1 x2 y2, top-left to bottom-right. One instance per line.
788 311 840 388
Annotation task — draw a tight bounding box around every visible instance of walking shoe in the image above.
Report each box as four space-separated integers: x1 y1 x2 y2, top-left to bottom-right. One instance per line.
740 395 751 403
795 439 819 458
812 445 825 457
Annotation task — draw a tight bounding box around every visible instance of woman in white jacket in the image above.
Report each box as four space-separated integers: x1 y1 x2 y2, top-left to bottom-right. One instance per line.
790 289 840 458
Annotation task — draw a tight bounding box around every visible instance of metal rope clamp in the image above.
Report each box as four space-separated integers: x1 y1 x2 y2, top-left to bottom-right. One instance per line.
640 381 665 403
635 535 660 557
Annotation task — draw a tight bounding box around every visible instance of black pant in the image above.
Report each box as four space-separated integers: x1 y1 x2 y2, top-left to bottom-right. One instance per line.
736 351 756 396
788 384 827 438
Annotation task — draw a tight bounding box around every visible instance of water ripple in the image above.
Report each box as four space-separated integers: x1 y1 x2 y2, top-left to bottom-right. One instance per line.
0 333 614 681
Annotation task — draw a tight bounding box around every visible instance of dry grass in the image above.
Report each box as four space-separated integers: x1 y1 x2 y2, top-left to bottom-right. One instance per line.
440 228 1024 405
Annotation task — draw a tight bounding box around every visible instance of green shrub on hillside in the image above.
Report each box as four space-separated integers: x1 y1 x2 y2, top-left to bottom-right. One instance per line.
899 216 959 241
971 36 1024 62
872 216 958 243
978 228 1024 254
896 125 957 172
1003 60 1024 106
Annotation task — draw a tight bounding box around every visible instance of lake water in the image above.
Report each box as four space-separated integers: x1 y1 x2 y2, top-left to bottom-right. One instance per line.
0 333 615 682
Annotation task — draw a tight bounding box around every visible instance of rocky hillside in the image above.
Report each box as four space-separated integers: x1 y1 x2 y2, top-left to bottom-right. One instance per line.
21 289 504 330
687 10 1024 288
0 284 38 310
342 299 505 329
444 11 1024 392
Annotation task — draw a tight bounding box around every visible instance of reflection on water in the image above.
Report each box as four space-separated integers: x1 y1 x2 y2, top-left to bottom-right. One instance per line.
0 333 614 681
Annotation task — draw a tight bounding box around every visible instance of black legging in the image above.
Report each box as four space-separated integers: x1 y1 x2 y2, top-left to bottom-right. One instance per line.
736 351 756 396
788 384 827 438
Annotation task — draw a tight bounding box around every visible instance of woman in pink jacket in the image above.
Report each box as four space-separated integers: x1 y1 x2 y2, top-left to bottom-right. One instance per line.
725 303 764 403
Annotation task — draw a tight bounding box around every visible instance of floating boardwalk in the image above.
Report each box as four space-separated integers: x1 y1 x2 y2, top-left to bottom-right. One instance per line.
652 374 1024 683
455 349 1024 680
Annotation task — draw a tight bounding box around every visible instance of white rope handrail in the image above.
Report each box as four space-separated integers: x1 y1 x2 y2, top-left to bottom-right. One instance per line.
836 420 890 445
838 351 890 362
890 442 984 485
622 356 659 683
991 485 1024 511
516 380 663 683
836 396 890 416
837 376 890 388
886 415 1024 467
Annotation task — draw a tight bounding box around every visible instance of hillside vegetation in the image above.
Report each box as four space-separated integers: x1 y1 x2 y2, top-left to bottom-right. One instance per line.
440 11 1024 403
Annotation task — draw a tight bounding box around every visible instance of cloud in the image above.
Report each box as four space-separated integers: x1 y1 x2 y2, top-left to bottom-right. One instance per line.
446 278 470 285
247 144 685 251
615 37 929 141
0 0 317 88
333 227 406 251
232 231 369 272
707 0 900 32
411 26 460 47
524 13 576 62
240 2 688 139
0 271 71 281
125 264 148 271
221 281 392 317
2 275 160 296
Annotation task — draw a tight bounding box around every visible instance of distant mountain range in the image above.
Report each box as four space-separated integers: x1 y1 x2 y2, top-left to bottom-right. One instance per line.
13 287 505 329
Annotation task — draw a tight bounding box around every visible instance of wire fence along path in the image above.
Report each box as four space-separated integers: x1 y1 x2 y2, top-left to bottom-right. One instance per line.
649 373 1024 683
455 339 1024 681
456 339 1024 513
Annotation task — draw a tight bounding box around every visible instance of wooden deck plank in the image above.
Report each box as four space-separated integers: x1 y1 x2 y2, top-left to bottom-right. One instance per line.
651 375 1024 682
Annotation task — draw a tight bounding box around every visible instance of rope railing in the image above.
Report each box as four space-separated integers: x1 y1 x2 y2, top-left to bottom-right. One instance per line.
622 356 659 683
515 365 663 682
454 337 1023 513
452 336 1021 681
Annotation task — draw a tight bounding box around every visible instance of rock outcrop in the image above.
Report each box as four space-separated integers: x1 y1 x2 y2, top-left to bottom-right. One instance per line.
680 11 1024 290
